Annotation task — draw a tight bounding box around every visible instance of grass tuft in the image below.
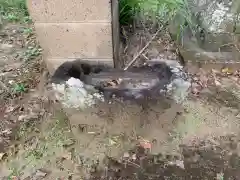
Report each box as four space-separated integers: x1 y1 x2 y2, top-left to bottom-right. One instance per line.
119 0 195 40
0 0 30 23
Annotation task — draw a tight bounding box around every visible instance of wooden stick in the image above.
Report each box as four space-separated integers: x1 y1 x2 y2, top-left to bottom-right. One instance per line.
124 26 163 70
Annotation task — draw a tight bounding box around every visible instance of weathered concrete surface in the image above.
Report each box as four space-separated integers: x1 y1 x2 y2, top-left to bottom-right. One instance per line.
27 0 111 22
27 0 114 73
34 23 113 58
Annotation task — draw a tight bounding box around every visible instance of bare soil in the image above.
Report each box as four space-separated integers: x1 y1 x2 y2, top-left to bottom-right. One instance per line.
0 22 47 153
1 22 240 180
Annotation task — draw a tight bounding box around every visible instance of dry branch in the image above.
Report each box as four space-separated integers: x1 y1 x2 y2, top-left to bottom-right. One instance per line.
124 26 164 70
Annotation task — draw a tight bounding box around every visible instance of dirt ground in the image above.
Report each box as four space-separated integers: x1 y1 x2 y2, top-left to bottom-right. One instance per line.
1 22 240 180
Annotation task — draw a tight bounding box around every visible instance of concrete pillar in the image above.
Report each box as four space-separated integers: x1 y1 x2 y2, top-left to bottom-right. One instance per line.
27 0 115 73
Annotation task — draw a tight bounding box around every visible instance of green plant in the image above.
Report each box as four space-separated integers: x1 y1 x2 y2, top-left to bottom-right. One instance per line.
23 46 42 61
22 27 33 35
13 83 26 93
0 0 29 22
119 0 195 41
120 0 192 23
119 0 141 25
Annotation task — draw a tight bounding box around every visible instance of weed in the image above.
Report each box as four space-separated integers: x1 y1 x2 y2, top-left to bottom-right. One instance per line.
0 0 29 23
119 0 194 41
7 168 21 180
3 111 73 178
13 83 26 93
217 172 224 180
119 0 141 25
23 46 42 61
22 27 33 35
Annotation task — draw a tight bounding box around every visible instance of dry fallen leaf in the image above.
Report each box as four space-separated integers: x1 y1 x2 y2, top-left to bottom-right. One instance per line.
191 82 201 95
61 152 72 160
107 81 117 87
139 138 152 150
0 129 12 136
105 78 123 87
109 139 117 146
5 105 19 113
214 80 221 86
140 141 151 149
11 176 19 180
221 67 233 75
32 169 48 179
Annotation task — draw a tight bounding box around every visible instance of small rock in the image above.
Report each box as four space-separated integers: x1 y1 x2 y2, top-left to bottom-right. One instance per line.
18 113 38 122
67 77 84 88
132 154 137 161
32 169 48 180
123 152 130 158
18 115 28 121
214 80 221 86
175 160 185 169
211 69 220 75
10 176 19 180
109 139 117 146
8 80 14 85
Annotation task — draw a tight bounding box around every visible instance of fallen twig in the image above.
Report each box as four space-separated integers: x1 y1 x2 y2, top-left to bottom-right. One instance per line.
123 159 141 168
124 26 163 70
141 53 149 61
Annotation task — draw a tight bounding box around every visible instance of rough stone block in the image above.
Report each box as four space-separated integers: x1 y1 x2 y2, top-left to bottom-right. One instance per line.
34 23 113 59
27 0 111 23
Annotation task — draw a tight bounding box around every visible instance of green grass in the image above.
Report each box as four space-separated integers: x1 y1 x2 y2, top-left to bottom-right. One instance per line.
0 0 30 23
2 111 74 179
119 0 141 25
119 0 195 41
120 0 192 24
